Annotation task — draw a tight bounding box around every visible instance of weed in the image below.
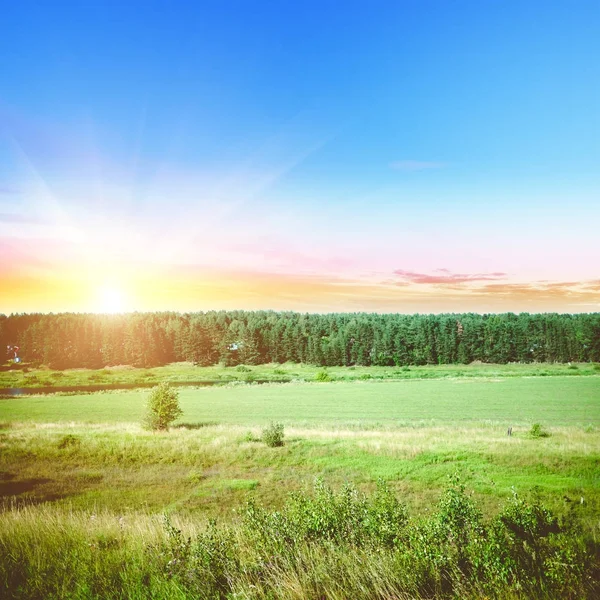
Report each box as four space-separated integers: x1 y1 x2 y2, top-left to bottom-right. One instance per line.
241 430 259 442
262 422 285 447
315 369 332 382
529 423 550 438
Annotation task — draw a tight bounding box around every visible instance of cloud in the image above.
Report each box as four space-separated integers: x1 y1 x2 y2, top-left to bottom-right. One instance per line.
475 280 600 299
390 160 446 172
394 269 507 285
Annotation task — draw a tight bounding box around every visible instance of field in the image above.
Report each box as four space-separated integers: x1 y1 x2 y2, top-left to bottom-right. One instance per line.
1 367 599 598
2 360 599 390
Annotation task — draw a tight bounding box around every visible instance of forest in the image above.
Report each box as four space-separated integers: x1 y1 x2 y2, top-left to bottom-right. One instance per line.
2 311 599 370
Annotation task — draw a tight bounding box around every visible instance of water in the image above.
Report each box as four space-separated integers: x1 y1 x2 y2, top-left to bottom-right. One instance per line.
0 379 291 397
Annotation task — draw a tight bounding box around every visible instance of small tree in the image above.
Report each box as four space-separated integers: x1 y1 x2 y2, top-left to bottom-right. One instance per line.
144 383 182 431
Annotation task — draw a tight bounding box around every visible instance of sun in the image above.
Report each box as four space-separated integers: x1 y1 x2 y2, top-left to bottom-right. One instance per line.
96 285 127 314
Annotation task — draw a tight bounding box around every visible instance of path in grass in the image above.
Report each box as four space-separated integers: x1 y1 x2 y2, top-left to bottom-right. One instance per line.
1 377 598 426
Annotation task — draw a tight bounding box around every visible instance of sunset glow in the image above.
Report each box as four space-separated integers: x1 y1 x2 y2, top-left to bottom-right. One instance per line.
95 285 128 314
1 2 599 314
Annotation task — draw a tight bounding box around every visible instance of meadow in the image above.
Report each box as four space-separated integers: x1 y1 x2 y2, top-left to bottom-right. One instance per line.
1 368 599 598
2 360 599 390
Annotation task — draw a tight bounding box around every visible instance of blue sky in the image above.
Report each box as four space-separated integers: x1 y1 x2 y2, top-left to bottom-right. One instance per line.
1 1 599 312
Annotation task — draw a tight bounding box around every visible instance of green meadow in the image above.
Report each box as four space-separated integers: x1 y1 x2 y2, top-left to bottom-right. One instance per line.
2 360 599 389
1 369 599 598
2 375 599 426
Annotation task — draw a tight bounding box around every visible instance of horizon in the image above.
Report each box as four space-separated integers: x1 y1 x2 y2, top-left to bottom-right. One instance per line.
1 1 599 314
2 308 599 318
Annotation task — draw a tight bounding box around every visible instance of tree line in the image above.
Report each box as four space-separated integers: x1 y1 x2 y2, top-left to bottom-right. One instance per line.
1 311 599 369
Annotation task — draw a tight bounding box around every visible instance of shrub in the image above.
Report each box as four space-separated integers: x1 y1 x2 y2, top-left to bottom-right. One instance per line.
262 422 285 447
530 422 550 438
241 430 259 442
143 383 183 431
315 369 332 382
236 365 251 373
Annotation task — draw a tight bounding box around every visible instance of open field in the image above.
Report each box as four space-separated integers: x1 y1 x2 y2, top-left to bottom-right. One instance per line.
1 372 599 598
2 360 599 390
1 376 599 426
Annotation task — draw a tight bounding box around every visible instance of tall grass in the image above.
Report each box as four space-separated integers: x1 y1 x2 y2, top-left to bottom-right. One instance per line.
1 478 598 599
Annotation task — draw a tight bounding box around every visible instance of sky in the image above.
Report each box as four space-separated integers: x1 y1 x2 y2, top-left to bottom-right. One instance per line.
1 0 599 314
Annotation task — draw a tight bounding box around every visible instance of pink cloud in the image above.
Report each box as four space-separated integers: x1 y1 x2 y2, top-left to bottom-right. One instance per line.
394 269 507 285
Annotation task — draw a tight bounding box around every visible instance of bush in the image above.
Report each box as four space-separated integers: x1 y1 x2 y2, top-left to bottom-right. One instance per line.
241 430 259 442
262 422 285 447
530 422 550 438
315 369 332 382
143 383 183 431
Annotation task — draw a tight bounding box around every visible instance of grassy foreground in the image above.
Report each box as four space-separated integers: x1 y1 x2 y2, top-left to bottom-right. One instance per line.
2 477 598 599
1 375 599 598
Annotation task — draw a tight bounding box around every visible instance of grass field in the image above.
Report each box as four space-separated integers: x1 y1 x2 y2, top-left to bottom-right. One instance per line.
1 368 599 598
2 360 599 389
2 376 600 426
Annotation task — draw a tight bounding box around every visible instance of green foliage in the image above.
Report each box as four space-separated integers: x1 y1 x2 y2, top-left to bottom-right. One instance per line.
16 310 595 368
143 480 597 599
243 478 408 551
241 430 259 442
261 421 284 447
158 516 240 598
235 365 251 373
143 383 182 431
530 422 550 438
315 369 332 382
